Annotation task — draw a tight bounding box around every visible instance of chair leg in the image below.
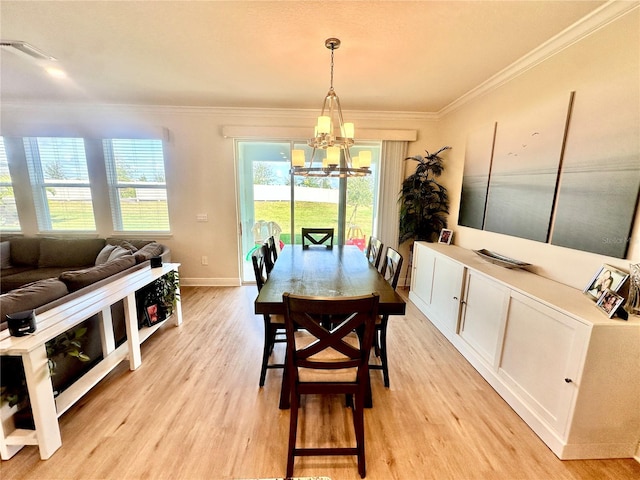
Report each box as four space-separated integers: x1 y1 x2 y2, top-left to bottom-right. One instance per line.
354 392 366 478
259 342 269 387
286 392 299 478
259 317 272 387
380 317 390 388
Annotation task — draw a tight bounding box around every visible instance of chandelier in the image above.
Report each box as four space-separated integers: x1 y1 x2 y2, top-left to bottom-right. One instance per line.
291 38 371 178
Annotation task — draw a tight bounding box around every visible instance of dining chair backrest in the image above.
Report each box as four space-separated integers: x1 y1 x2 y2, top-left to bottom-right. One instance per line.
267 235 278 262
301 227 334 249
264 236 277 274
283 292 379 375
251 244 270 291
380 247 403 289
365 236 383 269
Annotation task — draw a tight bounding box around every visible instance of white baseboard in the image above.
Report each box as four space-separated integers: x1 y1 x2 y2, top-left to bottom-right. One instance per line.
180 277 241 287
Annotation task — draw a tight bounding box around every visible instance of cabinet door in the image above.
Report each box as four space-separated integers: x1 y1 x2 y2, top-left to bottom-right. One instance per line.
459 271 509 367
429 255 464 333
498 291 589 436
410 242 435 306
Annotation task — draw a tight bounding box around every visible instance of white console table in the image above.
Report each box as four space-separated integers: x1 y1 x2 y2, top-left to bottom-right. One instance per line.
0 263 182 460
409 242 640 460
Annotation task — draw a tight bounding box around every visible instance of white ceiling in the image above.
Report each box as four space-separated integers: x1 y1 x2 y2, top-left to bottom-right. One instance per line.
0 1 608 113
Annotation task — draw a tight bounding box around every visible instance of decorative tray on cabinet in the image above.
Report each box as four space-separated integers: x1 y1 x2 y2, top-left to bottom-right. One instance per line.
473 249 531 269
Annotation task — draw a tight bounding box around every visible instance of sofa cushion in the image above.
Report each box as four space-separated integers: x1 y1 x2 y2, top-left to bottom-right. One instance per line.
59 255 136 292
9 237 41 266
133 242 164 263
1 267 84 294
1 278 69 330
39 238 106 268
1 241 11 269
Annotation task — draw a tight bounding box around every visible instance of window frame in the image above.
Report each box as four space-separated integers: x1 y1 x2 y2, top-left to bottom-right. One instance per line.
103 138 170 233
24 137 96 232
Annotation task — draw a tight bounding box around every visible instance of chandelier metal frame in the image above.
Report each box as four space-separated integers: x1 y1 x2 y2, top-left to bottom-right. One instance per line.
291 38 371 178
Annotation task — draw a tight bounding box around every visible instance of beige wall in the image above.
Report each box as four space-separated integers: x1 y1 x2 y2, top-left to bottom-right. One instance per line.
436 8 639 289
2 8 637 289
1 104 435 284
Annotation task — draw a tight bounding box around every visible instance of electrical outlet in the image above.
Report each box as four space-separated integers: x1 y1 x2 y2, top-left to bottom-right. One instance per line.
201 256 208 266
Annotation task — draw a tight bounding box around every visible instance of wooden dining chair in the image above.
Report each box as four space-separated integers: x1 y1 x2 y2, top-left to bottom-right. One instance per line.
365 236 383 269
301 227 334 249
251 244 286 386
282 292 380 479
370 246 403 387
264 236 278 275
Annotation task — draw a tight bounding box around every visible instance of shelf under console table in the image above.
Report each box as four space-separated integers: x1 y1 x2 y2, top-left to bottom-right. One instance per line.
409 242 640 460
0 262 182 460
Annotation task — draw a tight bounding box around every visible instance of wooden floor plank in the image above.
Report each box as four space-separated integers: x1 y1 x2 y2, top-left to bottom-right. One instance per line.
1 286 639 480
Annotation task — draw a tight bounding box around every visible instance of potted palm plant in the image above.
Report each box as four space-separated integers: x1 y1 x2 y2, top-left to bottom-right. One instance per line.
398 146 451 244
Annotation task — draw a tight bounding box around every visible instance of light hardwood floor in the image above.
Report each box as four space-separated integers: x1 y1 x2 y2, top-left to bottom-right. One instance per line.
2 286 639 480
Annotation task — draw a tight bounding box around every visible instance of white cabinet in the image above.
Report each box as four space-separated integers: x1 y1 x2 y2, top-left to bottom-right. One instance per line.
409 241 435 308
459 270 509 368
409 242 464 335
498 291 589 436
409 242 640 460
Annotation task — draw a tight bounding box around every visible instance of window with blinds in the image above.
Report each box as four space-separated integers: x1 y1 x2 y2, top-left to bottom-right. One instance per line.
24 137 96 231
103 139 170 232
0 137 21 231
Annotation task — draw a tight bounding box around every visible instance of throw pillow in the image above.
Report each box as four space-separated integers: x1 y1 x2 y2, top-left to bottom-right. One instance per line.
95 244 118 265
107 246 131 262
1 241 11 269
133 242 164 263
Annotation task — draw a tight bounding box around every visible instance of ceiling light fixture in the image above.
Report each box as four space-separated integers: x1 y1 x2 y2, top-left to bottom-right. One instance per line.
0 40 57 61
291 38 371 178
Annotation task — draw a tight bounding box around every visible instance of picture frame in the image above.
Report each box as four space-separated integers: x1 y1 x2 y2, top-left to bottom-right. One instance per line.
145 304 162 326
583 264 629 300
596 289 625 319
438 228 453 245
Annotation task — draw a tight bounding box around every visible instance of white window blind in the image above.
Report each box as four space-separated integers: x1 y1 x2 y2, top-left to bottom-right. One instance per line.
24 137 96 231
103 139 170 232
0 137 21 231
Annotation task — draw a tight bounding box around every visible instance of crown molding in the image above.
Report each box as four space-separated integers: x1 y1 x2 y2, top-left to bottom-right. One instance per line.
438 0 639 117
1 101 436 122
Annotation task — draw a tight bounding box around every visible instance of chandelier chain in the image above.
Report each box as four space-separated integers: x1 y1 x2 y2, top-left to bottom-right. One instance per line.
329 44 335 91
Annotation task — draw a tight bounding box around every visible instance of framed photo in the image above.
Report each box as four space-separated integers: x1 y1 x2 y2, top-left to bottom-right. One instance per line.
438 228 453 245
596 289 625 319
583 264 629 300
145 304 162 326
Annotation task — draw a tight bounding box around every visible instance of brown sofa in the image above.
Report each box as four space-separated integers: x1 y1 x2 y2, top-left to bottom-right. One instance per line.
0 237 170 329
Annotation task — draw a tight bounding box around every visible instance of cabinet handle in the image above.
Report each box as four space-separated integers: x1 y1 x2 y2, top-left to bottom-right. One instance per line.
564 378 573 383
453 296 459 301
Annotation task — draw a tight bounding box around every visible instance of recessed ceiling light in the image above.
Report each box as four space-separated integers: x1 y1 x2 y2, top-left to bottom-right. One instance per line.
0 40 57 61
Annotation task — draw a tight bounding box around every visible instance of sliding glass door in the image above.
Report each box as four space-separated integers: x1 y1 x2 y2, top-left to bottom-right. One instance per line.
237 140 380 282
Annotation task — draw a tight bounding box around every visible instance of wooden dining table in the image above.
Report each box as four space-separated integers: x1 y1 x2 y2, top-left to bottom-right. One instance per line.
254 244 407 408
254 244 406 316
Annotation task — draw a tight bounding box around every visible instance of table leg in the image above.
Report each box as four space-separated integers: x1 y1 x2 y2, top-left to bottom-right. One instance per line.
22 346 61 459
123 293 142 370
